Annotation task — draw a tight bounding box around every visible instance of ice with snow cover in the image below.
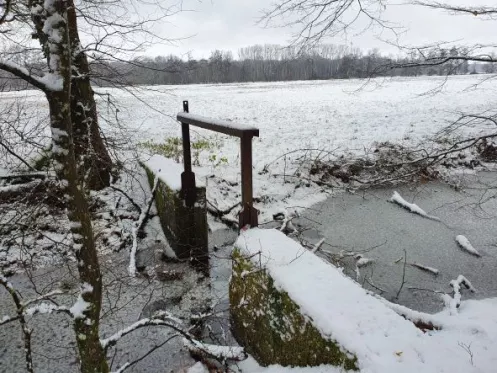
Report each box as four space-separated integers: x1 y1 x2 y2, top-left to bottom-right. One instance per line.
235 228 493 373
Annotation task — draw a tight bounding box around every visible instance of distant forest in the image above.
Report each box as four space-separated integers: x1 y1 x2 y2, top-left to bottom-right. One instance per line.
1 44 496 90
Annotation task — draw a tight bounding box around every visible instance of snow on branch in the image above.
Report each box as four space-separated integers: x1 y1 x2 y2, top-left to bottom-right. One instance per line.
129 174 159 277
370 291 442 331
0 314 19 326
311 238 325 254
0 60 62 92
278 209 299 234
111 362 131 373
24 303 70 317
0 276 67 322
455 235 481 257
443 275 476 314
390 191 440 221
22 290 65 308
184 339 247 362
101 311 184 350
410 262 439 275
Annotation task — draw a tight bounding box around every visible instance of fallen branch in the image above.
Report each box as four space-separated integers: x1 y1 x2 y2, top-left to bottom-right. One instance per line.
206 201 239 229
279 210 299 234
396 249 408 300
370 291 442 331
109 185 142 213
390 191 440 221
410 262 440 275
444 275 476 314
311 238 325 254
455 235 481 257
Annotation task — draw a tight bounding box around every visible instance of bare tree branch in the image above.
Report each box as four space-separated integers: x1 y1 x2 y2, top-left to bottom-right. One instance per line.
414 1 497 18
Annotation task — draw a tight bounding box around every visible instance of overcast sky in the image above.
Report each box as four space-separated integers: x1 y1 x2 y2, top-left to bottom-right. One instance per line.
148 0 496 58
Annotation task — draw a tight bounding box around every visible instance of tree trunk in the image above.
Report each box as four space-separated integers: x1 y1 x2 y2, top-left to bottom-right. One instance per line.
47 90 110 373
67 0 112 191
32 0 110 371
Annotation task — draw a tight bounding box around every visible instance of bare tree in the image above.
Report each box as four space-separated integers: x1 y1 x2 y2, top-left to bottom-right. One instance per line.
261 0 497 67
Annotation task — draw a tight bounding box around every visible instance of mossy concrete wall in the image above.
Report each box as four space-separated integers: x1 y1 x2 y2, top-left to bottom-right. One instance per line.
143 165 208 273
229 249 358 369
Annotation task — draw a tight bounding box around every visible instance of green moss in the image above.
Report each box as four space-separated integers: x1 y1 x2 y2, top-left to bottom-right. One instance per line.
142 163 208 273
139 137 224 166
230 249 358 370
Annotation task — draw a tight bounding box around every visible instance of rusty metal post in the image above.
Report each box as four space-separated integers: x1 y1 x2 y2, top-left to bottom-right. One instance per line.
239 133 258 228
181 100 196 207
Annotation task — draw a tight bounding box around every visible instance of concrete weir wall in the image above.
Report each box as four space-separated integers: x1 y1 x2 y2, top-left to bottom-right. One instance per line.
142 155 208 272
229 228 445 372
230 247 359 369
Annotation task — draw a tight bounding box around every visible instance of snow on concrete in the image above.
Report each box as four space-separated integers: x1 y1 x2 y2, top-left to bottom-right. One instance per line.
236 228 497 373
390 191 440 220
143 155 184 191
143 154 205 191
455 235 481 257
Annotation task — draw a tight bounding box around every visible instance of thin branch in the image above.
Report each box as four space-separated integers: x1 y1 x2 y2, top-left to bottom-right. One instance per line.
395 249 407 299
414 1 497 18
0 274 34 373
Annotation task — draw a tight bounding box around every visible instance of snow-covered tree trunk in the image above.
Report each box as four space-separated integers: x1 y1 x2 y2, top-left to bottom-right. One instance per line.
31 0 109 371
67 0 112 190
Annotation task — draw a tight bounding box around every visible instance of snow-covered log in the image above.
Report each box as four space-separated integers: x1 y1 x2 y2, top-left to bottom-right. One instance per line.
390 191 440 221
455 235 481 257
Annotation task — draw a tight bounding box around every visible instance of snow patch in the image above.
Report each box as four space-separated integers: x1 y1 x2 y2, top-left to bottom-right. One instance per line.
69 294 90 319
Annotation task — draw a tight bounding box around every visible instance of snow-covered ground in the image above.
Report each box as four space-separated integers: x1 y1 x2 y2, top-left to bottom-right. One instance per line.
1 75 497 223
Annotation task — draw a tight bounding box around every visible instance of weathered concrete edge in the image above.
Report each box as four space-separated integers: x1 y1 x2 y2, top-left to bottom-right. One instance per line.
229 248 358 369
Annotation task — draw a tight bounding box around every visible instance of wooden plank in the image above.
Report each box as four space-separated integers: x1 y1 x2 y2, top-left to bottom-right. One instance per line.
177 112 259 138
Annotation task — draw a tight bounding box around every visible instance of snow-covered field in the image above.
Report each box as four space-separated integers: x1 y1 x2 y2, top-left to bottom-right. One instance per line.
2 74 496 222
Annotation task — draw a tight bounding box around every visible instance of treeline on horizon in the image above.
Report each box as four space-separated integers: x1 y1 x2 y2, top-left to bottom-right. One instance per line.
1 44 496 90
